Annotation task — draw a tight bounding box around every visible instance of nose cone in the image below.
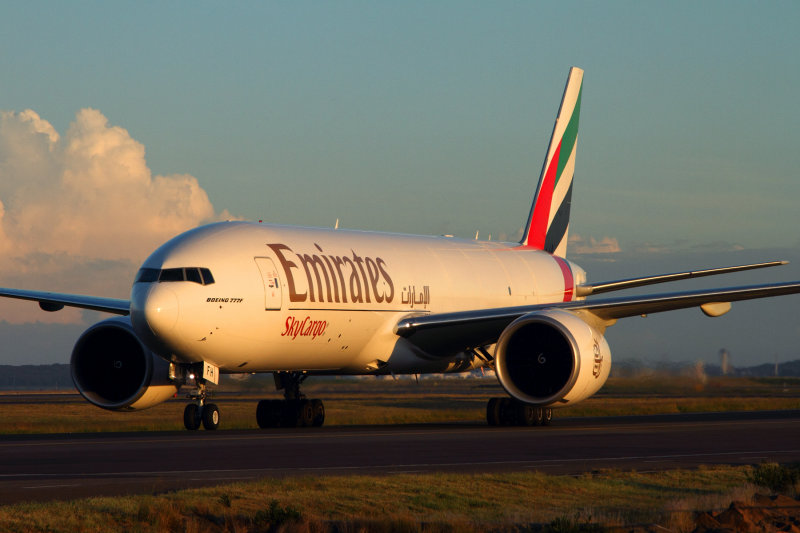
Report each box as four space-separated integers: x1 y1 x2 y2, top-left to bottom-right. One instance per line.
131 284 179 348
145 285 179 333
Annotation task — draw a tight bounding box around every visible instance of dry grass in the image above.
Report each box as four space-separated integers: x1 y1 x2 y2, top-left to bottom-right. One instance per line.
0 466 768 532
0 376 798 434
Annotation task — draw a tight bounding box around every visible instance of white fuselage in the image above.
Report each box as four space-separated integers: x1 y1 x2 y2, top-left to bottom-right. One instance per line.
130 221 586 375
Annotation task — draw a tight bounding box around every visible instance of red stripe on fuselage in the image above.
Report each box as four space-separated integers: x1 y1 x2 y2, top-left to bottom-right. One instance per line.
526 141 562 248
553 256 574 302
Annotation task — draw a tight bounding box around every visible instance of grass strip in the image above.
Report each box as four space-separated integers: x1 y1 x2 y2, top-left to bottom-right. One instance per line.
0 466 765 532
1 376 797 434
0 395 798 434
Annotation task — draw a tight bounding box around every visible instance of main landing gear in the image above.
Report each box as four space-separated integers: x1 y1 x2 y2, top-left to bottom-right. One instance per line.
486 397 552 427
256 372 325 428
183 379 220 431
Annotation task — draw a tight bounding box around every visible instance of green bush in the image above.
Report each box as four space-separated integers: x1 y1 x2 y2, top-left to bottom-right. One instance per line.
748 463 799 493
544 515 606 533
218 493 231 508
253 499 302 527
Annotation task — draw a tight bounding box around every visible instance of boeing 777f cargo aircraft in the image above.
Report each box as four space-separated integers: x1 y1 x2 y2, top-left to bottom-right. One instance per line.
2 67 800 431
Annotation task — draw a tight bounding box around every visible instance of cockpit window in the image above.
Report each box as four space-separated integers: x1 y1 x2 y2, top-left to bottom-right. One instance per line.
134 267 215 286
185 267 202 284
199 268 215 285
159 268 185 282
135 268 160 283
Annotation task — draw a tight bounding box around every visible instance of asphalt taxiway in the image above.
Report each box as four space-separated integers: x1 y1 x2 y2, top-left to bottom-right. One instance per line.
1 410 798 505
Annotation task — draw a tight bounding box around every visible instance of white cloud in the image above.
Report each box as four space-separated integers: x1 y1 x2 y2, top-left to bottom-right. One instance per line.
626 240 747 256
569 234 621 255
0 108 233 324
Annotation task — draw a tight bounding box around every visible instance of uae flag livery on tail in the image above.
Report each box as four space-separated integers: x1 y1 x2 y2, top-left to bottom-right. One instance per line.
521 67 583 257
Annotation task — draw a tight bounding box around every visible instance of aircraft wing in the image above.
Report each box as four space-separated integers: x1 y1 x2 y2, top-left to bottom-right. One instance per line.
394 280 800 357
0 288 130 315
575 260 787 296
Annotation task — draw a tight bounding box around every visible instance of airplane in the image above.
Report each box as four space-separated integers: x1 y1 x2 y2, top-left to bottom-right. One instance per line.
2 66 800 431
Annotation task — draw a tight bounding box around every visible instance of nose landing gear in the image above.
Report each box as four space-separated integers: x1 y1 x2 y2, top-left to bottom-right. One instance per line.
183 378 220 431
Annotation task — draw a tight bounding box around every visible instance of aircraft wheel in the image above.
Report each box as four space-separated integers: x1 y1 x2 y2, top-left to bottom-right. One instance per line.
280 400 300 427
298 400 314 427
256 399 278 428
311 399 325 427
202 403 220 430
256 400 268 428
184 404 201 431
518 403 538 426
542 408 553 426
502 398 520 426
486 398 501 426
533 407 544 426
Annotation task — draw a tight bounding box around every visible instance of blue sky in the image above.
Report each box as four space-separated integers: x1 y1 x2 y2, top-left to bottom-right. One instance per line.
1 2 799 366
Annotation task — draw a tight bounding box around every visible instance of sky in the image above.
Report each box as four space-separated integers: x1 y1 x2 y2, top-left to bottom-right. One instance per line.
1 2 799 367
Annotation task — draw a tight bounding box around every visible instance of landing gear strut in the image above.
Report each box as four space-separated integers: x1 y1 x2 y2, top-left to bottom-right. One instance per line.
183 378 220 431
486 397 551 427
256 372 325 428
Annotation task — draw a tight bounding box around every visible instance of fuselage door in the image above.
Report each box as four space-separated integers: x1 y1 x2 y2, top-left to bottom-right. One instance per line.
254 257 282 310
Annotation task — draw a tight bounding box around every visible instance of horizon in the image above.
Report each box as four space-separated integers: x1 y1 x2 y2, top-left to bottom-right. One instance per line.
1 2 799 366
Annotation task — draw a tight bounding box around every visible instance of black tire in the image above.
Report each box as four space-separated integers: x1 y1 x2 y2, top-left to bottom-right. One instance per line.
311 399 325 427
256 400 268 428
542 408 553 426
498 398 516 426
533 407 544 426
202 403 220 430
256 399 271 428
298 400 314 427
280 400 300 427
184 404 201 431
486 398 501 426
257 399 283 428
518 403 537 427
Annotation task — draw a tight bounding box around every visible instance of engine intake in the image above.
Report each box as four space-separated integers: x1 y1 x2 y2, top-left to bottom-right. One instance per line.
494 309 610 407
71 317 178 410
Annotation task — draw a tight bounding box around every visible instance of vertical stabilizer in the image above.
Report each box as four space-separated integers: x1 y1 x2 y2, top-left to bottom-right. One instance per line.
520 67 583 257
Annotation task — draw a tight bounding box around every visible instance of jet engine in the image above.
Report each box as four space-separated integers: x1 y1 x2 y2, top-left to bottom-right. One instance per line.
71 317 178 410
494 309 611 407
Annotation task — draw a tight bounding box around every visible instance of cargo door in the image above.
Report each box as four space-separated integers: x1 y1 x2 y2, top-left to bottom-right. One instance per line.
254 257 282 310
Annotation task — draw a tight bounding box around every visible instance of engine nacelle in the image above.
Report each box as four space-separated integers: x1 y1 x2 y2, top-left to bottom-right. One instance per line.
71 317 179 410
494 309 611 407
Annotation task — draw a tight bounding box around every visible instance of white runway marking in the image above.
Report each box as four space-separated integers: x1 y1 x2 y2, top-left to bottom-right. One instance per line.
1 448 798 480
23 484 80 489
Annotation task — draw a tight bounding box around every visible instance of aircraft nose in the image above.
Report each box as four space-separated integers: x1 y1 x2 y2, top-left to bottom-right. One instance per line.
140 285 179 336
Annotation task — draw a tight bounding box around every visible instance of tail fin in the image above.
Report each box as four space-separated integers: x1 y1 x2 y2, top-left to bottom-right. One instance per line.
520 67 583 257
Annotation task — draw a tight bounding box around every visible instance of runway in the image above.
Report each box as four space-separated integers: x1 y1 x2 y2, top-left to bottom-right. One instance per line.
0 410 798 505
